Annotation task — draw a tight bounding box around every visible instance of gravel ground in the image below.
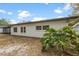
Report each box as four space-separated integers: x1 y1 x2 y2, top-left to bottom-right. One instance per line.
0 34 42 56
0 34 61 56
0 34 77 56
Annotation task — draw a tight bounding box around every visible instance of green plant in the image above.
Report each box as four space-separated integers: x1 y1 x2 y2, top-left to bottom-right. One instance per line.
41 26 78 55
41 28 56 50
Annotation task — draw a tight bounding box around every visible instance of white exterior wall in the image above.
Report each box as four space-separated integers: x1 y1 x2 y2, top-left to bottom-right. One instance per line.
0 26 6 33
74 25 79 31
0 26 10 33
0 27 3 33
11 20 68 38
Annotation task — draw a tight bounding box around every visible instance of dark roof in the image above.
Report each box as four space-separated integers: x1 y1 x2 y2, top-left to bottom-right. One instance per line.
11 16 79 26
0 24 11 26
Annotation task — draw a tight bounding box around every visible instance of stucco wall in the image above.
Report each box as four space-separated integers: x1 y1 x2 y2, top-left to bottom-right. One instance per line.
0 26 6 33
74 25 79 31
0 28 3 33
11 20 68 38
0 26 10 33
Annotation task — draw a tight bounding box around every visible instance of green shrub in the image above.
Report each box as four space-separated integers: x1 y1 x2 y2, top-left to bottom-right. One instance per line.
41 26 78 53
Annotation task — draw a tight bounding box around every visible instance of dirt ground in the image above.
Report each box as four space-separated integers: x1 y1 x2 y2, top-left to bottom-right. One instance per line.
0 34 57 56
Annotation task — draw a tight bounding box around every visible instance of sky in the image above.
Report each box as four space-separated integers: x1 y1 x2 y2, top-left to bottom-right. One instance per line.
0 3 72 24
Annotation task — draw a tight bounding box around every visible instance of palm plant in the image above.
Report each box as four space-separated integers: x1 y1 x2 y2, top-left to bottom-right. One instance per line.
41 28 56 51
41 26 78 55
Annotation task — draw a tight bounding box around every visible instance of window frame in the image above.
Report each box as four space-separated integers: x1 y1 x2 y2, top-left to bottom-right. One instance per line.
43 25 49 30
13 27 17 32
36 26 42 30
21 27 23 33
24 27 26 33
20 27 26 33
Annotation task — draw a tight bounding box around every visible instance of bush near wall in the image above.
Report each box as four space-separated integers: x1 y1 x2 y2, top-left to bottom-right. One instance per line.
41 26 79 55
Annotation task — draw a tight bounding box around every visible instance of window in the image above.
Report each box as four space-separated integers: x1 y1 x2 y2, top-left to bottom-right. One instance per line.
14 27 17 32
36 26 41 30
24 27 26 32
21 27 26 33
43 25 49 30
21 27 23 32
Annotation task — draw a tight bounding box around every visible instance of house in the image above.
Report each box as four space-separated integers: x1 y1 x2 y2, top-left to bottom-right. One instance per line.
0 16 79 38
10 16 79 38
73 22 79 31
0 25 10 34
